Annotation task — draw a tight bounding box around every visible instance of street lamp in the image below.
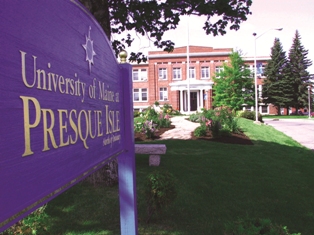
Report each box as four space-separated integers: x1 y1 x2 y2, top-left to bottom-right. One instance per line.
308 85 311 119
253 28 283 123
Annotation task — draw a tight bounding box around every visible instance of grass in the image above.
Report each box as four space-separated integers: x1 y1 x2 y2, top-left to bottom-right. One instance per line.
263 114 314 119
6 118 314 235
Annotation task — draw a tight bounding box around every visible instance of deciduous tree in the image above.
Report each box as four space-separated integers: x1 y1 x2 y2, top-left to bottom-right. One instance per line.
213 51 254 111
79 0 252 62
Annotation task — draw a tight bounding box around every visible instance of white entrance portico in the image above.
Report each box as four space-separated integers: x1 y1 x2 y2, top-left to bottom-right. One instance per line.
169 80 214 113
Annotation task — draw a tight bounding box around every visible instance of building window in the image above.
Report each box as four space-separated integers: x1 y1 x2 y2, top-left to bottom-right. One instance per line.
159 87 168 101
258 85 262 98
132 69 147 81
215 66 223 77
201 66 210 79
251 64 266 77
257 63 265 76
261 105 268 114
158 68 167 80
172 67 181 80
133 88 148 102
189 67 195 79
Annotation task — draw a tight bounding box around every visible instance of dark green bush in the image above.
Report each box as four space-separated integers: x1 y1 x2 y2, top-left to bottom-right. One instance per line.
224 217 301 235
134 111 140 117
145 170 177 223
162 103 172 114
238 110 263 122
143 106 158 120
194 125 207 137
189 113 203 123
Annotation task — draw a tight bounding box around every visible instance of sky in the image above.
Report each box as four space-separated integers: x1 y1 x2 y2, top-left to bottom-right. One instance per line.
118 0 314 73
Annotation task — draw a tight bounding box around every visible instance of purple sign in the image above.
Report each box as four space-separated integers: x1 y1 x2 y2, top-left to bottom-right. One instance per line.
0 1 137 233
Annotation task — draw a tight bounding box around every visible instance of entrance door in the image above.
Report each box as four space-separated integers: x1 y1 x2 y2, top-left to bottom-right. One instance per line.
190 92 197 111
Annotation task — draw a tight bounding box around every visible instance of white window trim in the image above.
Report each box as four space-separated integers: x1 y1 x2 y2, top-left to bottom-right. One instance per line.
133 88 148 102
189 67 195 79
159 87 168 101
172 67 182 80
132 69 147 82
201 66 210 79
159 68 167 80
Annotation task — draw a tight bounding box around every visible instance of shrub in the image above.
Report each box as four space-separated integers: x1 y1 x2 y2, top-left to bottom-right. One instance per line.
199 107 241 137
194 125 207 137
189 113 203 123
142 120 157 139
202 108 216 121
224 217 301 235
143 106 158 120
1 205 49 235
156 112 171 128
134 121 143 133
133 111 140 117
162 103 173 114
238 110 263 122
171 109 181 116
145 170 177 223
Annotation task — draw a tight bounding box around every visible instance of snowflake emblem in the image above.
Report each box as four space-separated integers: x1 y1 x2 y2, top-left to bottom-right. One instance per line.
82 27 96 74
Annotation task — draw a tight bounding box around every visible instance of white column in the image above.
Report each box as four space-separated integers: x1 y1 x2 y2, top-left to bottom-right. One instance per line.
200 89 203 110
180 90 183 113
196 90 200 111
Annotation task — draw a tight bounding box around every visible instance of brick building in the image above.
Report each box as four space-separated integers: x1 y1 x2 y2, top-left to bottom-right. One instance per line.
132 46 277 115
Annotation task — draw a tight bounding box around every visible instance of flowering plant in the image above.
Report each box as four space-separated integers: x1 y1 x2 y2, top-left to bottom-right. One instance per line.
142 120 157 139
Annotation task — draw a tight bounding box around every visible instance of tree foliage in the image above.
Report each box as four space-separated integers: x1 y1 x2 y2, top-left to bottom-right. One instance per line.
78 0 252 62
287 30 313 111
213 51 254 111
262 38 292 115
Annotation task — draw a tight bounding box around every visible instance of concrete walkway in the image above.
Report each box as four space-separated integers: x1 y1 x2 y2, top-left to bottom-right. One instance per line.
159 116 200 140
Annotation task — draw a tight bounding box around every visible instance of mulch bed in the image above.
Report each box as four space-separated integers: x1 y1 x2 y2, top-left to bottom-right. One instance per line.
190 130 254 145
135 125 253 145
134 125 175 142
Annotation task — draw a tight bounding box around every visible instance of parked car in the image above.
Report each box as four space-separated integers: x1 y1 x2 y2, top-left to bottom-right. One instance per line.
290 110 304 115
300 111 314 117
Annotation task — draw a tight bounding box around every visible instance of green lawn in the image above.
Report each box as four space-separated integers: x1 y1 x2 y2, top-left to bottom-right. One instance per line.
9 118 314 235
263 115 313 119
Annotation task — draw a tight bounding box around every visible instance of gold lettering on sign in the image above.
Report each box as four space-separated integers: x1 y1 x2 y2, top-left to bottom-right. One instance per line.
20 96 41 156
42 109 58 151
58 109 70 147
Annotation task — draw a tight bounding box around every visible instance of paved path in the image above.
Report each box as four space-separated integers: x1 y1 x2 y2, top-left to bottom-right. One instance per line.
159 116 200 140
264 118 314 151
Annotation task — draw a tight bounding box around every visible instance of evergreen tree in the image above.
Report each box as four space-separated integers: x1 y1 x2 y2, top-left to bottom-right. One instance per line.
78 0 252 63
213 51 254 111
287 30 313 112
262 38 292 115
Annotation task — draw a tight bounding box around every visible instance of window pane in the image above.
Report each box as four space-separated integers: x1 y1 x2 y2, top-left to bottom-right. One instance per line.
159 68 167 80
201 66 209 78
140 69 147 81
159 87 167 100
141 88 147 101
189 67 195 78
261 106 268 113
173 68 181 80
132 70 139 81
133 93 139 101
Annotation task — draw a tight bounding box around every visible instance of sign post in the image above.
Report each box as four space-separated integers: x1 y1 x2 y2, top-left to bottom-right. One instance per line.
0 1 137 234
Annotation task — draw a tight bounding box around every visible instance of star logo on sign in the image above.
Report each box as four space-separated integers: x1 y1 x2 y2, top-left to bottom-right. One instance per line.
82 26 96 74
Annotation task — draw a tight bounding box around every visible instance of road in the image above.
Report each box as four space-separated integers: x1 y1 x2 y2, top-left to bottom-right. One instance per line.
264 118 314 151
